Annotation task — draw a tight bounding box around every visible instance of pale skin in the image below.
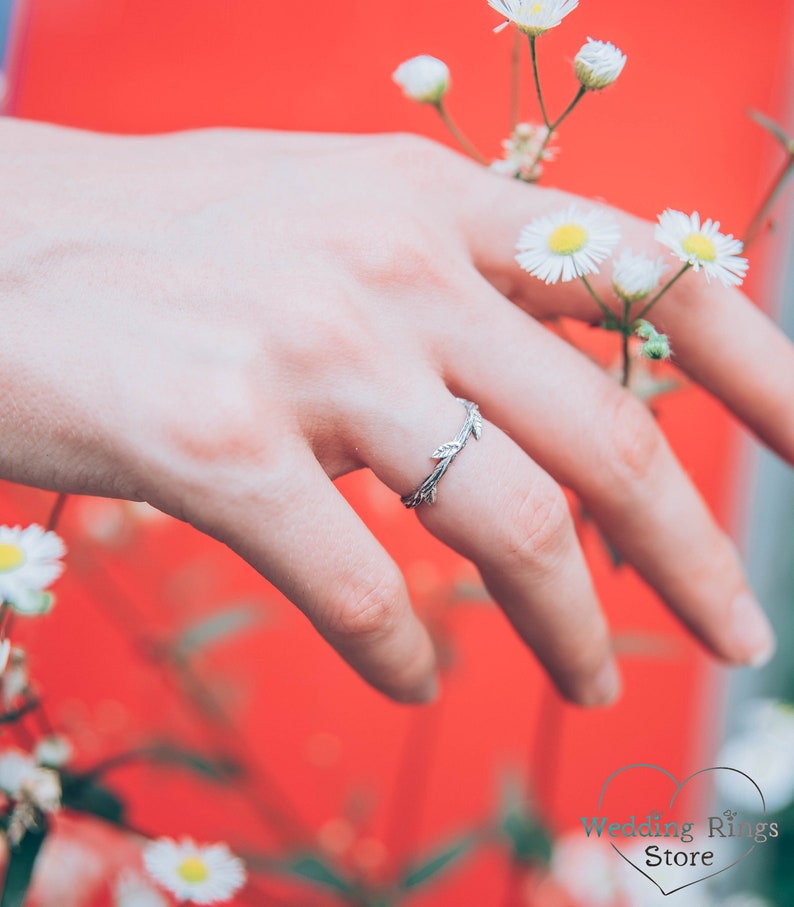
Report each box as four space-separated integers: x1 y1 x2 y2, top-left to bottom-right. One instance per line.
1 119 790 706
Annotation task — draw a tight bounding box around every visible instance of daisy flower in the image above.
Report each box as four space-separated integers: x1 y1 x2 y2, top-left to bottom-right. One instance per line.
0 524 66 615
0 749 38 797
392 55 449 104
487 0 578 36
574 37 627 90
143 838 246 905
516 204 621 283
490 122 557 182
611 249 667 302
655 209 748 286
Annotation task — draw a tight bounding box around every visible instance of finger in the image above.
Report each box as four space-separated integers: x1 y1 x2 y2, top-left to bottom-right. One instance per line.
440 271 776 667
188 440 438 703
358 389 621 707
460 172 794 465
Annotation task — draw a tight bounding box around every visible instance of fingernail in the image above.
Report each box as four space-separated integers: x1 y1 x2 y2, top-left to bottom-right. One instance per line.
732 592 776 667
585 660 621 707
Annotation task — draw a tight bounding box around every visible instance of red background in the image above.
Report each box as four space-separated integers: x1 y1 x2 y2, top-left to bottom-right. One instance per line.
2 1 793 904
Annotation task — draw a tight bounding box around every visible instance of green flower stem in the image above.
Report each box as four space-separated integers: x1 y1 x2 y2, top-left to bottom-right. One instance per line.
621 300 632 388
434 101 489 165
634 262 691 322
528 35 550 128
510 29 522 130
580 275 618 326
46 491 68 532
743 153 794 248
527 85 587 175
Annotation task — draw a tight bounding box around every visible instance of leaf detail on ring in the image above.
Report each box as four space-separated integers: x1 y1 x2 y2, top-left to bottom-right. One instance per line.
432 441 462 459
472 411 483 440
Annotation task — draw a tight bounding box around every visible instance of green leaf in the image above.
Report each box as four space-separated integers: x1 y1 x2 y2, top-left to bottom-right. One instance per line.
498 774 553 866
1 822 48 907
172 604 264 656
501 809 553 865
399 831 483 890
82 744 240 784
749 109 794 153
60 772 126 824
245 853 356 895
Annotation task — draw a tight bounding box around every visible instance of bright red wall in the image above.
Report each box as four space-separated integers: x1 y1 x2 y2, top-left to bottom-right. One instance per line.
3 1 793 904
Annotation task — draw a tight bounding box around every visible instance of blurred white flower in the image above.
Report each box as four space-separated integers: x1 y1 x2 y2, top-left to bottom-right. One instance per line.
392 55 449 103
551 831 716 907
655 210 748 287
0 524 65 615
612 249 667 302
491 121 556 182
114 869 170 907
717 699 794 812
2 646 30 709
35 734 73 769
19 766 61 813
143 837 246 905
516 204 620 283
575 38 627 90
722 895 776 907
487 0 578 36
0 749 38 797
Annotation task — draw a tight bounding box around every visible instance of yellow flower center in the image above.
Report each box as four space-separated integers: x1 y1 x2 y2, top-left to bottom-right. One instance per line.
547 223 587 255
177 857 209 884
681 232 716 262
0 544 24 573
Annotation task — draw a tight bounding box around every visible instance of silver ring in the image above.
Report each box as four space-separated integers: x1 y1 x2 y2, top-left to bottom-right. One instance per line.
401 398 483 509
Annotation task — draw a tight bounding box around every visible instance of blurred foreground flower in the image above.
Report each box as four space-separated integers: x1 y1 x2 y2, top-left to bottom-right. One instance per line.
0 524 65 615
574 38 627 90
392 55 449 103
655 210 748 286
491 122 556 181
143 837 246 905
516 204 620 283
487 0 579 36
717 699 794 812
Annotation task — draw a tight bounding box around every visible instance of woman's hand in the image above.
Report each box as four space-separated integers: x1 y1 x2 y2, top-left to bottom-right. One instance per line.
2 120 788 705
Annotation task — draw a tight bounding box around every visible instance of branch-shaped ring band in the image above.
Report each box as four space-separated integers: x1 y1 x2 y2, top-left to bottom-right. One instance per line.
400 398 483 509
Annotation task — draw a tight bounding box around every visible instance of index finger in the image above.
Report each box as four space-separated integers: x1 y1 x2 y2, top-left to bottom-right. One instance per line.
462 172 794 465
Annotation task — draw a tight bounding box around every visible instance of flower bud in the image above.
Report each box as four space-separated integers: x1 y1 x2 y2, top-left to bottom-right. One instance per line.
574 38 626 90
392 56 449 104
641 334 671 360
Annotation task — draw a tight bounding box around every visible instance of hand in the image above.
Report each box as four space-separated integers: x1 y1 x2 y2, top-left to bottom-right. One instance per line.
2 120 788 705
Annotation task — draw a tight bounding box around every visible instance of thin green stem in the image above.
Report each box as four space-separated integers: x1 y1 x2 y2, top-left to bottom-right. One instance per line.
634 262 691 322
528 35 550 129
510 29 522 130
580 275 618 325
621 300 631 388
526 86 587 176
743 154 794 248
550 85 587 131
434 101 488 165
46 492 68 533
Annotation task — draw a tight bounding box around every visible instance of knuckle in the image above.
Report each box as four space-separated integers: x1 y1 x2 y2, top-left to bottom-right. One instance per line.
603 390 663 483
502 479 571 567
326 569 405 641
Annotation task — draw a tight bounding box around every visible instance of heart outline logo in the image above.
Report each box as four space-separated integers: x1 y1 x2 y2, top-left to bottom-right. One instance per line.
597 763 766 896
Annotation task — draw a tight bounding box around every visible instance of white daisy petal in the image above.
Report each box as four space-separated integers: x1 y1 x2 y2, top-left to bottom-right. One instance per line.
0 524 66 615
392 55 449 104
516 204 621 284
575 37 626 90
487 0 578 36
655 208 748 287
143 837 246 905
612 249 667 302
